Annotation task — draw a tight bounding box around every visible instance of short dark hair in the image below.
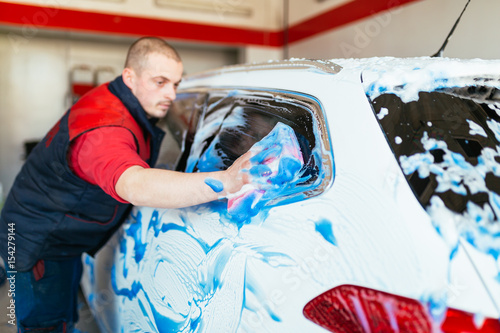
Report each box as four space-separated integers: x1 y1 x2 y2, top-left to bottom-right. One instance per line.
124 37 181 73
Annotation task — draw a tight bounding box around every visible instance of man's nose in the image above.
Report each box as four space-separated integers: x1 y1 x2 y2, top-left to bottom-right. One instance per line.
164 85 176 101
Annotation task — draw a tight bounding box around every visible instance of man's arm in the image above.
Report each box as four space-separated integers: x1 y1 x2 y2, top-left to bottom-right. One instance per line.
115 151 252 208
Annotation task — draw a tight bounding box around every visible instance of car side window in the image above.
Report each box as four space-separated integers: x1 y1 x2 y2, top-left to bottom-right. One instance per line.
159 88 333 202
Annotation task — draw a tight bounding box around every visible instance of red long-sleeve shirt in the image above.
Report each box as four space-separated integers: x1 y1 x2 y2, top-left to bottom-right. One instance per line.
68 126 150 203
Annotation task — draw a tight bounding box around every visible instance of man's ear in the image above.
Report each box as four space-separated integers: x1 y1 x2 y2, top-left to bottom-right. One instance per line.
122 68 135 90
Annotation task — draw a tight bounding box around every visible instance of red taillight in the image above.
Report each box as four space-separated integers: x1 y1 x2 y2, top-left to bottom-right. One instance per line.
303 284 432 332
303 285 500 333
441 308 500 333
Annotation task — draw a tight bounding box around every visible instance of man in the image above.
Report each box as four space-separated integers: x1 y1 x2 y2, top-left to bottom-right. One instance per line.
0 37 251 332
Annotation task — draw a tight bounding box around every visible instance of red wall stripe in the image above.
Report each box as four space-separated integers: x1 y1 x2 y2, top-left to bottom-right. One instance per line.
0 0 419 46
288 0 422 43
0 2 282 46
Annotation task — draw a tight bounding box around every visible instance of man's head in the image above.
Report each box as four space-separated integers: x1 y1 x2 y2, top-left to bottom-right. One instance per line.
122 37 183 118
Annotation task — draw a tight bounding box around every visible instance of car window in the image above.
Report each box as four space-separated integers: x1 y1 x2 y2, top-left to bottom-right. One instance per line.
367 85 500 220
158 88 334 204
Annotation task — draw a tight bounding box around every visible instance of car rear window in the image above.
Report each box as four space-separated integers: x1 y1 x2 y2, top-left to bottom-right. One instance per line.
367 85 500 221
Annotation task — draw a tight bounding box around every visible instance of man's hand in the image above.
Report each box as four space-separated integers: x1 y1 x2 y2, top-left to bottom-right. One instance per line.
222 150 253 195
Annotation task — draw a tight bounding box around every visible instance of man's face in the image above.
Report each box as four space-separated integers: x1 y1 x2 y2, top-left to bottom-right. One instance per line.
125 52 183 118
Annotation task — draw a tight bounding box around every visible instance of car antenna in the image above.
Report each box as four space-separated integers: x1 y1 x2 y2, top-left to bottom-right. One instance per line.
432 0 471 57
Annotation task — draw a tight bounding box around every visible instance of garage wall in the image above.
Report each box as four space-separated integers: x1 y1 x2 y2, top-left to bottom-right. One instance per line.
288 0 500 60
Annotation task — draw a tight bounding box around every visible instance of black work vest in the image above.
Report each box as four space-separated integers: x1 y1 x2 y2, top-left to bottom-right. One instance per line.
0 76 165 271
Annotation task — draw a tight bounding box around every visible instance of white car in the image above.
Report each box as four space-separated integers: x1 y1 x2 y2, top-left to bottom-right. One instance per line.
81 57 500 332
